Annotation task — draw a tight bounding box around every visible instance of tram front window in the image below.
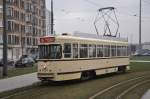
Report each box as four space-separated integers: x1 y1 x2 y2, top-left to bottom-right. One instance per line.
39 44 62 59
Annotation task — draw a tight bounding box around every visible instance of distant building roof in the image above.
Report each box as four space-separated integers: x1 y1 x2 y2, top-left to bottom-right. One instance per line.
143 42 150 45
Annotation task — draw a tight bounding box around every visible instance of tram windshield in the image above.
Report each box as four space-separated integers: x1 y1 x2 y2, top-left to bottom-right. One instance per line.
39 44 62 59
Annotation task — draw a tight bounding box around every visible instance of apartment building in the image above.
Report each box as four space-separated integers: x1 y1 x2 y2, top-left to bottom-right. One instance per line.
46 9 51 36
0 0 4 58
0 0 46 60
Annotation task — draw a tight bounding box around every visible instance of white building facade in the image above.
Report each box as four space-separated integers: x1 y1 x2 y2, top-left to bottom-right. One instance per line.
46 9 51 36
0 0 46 60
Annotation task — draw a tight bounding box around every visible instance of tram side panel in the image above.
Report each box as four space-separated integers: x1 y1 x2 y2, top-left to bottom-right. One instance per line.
38 58 129 81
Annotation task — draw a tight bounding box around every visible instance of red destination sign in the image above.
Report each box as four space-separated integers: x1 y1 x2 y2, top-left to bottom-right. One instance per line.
40 37 55 43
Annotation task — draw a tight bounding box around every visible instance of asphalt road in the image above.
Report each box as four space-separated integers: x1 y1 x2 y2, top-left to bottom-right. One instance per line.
130 60 150 63
0 73 39 92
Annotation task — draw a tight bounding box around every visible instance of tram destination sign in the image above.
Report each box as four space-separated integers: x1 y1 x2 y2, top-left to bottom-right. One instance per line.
40 37 55 43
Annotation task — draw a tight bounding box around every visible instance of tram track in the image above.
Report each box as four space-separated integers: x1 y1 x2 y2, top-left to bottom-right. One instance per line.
0 72 150 99
88 73 150 99
116 79 150 99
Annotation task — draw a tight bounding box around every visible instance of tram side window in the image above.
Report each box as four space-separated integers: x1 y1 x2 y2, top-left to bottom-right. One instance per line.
89 45 96 57
80 44 88 58
97 45 103 57
111 45 116 57
104 45 110 57
122 46 127 56
117 46 121 56
124 46 129 56
127 46 130 56
120 46 123 56
64 43 72 58
73 44 78 58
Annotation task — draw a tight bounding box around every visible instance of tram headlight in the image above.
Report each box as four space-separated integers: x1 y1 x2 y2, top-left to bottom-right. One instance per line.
43 65 46 69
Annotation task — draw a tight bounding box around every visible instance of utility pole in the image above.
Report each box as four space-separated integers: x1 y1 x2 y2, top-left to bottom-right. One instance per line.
139 0 142 50
3 0 8 76
51 0 54 35
21 30 23 56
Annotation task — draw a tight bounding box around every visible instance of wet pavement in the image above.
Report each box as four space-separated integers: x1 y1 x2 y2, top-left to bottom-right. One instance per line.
0 73 39 92
142 89 150 99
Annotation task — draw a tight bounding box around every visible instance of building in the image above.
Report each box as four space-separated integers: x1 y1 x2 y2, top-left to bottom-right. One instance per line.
0 0 3 58
0 0 46 60
46 9 51 36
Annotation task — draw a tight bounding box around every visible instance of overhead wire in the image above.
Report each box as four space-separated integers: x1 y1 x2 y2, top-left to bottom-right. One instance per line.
143 0 150 5
83 0 150 20
53 0 150 22
83 0 101 7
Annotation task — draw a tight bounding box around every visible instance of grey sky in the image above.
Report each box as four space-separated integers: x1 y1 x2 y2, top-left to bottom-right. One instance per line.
46 0 150 43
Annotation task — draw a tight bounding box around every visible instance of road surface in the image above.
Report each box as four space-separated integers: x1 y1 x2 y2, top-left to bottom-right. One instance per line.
130 60 150 63
0 73 39 92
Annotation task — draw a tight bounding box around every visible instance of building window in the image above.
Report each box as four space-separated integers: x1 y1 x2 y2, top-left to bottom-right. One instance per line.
27 37 32 45
14 23 19 32
0 34 3 44
0 5 3 13
7 21 14 32
22 37 25 46
8 35 11 44
21 25 25 33
6 7 13 17
20 0 25 9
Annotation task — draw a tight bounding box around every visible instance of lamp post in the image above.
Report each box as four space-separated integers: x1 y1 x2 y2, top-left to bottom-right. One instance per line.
139 0 142 50
3 0 8 76
51 0 54 35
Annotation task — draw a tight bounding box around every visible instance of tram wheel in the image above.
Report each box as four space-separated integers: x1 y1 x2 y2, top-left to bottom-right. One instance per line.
118 66 127 73
81 70 96 80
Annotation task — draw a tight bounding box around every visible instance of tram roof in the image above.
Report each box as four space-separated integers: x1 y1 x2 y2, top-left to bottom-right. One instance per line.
55 35 128 44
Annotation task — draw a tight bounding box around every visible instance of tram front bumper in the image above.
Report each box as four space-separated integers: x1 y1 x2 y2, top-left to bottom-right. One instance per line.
37 73 54 80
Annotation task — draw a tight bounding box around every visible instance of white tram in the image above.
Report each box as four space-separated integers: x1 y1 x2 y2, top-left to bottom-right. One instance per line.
37 34 130 81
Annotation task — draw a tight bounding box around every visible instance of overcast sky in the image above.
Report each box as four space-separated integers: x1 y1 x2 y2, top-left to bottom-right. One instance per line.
46 0 150 43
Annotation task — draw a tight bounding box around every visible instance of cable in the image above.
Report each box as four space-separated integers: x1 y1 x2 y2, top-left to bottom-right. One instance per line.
83 0 150 20
83 0 101 7
53 0 150 22
143 0 150 5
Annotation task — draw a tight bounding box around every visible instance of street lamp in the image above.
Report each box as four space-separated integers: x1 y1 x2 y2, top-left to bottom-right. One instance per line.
51 0 54 35
139 0 142 50
3 0 8 76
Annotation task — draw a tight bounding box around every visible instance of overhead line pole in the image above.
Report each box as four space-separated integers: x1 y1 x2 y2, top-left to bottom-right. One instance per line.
3 0 8 76
139 0 142 50
51 0 54 35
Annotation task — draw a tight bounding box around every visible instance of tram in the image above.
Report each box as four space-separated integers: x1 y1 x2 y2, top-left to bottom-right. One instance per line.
37 34 130 81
